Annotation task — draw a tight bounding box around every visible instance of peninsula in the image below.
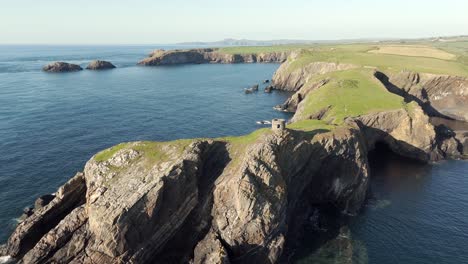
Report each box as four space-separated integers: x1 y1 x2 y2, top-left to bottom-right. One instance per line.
2 39 468 264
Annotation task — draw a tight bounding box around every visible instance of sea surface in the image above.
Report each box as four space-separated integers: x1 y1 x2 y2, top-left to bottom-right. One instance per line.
1 46 468 263
0 45 292 242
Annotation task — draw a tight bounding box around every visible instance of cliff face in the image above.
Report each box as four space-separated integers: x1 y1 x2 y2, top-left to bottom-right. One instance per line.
273 59 465 161
272 51 357 92
137 48 290 66
375 71 468 122
4 50 468 264
3 127 370 263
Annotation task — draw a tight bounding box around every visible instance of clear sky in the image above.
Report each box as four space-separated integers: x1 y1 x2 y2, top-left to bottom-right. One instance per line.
1 0 467 44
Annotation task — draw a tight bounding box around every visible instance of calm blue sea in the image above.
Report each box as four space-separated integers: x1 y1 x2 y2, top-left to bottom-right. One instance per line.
1 45 467 263
0 45 292 242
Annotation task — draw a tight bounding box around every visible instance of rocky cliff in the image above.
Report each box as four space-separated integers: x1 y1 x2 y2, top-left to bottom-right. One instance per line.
137 49 290 66
2 127 370 263
3 50 467 264
374 71 468 122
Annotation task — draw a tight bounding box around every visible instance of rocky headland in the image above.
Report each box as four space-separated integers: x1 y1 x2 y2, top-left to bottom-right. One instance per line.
3 47 468 263
137 48 290 66
86 60 116 70
42 62 83 73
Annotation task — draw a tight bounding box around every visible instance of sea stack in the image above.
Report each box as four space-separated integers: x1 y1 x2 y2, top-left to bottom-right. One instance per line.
42 62 83 73
86 60 116 70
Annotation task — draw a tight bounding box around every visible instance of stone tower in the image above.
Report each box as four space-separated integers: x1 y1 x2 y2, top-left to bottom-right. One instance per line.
272 119 286 132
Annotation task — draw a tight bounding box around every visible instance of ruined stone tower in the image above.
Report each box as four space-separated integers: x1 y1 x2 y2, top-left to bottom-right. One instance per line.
272 118 286 132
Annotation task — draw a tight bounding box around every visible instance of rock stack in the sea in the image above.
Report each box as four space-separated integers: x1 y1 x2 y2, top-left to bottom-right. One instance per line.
42 62 83 72
86 60 116 70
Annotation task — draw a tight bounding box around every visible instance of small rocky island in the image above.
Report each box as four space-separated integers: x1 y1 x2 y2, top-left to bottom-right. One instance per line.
42 62 83 72
3 44 468 263
86 60 116 70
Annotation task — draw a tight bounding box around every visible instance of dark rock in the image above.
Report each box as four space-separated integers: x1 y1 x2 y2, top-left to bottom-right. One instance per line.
34 194 55 210
86 60 116 70
263 79 270 84
42 62 82 73
264 85 273 93
18 207 34 222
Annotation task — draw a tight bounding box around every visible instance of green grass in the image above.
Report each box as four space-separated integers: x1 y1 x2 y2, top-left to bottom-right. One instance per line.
94 143 130 162
294 69 406 124
94 139 194 165
287 119 335 132
286 46 468 76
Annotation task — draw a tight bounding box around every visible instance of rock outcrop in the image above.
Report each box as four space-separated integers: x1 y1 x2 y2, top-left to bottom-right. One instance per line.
4 49 467 264
2 126 370 263
281 79 330 112
137 49 290 66
272 51 357 92
375 71 468 122
86 60 116 70
42 62 83 73
353 105 462 161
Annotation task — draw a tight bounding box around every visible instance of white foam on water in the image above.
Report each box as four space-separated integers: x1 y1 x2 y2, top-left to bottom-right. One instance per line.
0 256 14 264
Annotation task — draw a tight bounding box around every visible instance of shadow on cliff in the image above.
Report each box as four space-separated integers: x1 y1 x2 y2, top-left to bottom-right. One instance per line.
150 141 231 263
280 128 431 263
374 71 454 120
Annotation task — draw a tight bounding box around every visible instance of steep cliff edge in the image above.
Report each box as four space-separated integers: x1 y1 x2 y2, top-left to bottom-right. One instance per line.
137 48 290 66
272 57 465 161
374 71 468 122
3 45 468 263
2 127 369 263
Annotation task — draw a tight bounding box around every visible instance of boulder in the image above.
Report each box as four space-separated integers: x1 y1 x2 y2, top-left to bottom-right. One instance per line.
86 60 116 70
42 62 82 73
138 49 291 66
34 194 55 210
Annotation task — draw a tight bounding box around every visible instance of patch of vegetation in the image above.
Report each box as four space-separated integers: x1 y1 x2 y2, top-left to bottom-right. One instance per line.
295 69 406 124
286 46 468 76
287 119 335 132
217 128 272 168
94 143 130 162
368 45 456 60
94 139 194 165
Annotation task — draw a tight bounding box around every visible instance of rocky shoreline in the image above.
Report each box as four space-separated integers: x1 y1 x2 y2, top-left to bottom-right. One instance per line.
137 48 290 66
3 50 468 263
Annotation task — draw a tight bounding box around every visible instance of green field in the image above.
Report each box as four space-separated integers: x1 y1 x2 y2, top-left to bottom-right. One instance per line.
96 40 468 164
219 41 468 77
293 69 406 124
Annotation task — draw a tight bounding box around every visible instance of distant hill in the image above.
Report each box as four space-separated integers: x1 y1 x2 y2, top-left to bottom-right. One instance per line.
176 36 468 47
176 38 316 46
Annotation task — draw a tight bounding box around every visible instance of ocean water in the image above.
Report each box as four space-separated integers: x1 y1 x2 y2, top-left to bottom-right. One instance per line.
0 45 292 241
1 46 468 264
349 149 468 264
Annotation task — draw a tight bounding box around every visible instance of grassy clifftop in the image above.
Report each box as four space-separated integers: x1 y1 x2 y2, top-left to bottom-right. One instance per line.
292 69 406 124
96 41 468 163
220 41 468 76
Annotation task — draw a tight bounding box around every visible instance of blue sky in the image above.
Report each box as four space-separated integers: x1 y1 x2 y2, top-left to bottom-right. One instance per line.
1 0 467 44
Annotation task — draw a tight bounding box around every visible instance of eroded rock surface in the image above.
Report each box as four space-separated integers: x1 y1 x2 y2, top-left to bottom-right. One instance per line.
86 60 116 70
272 52 357 92
42 62 83 72
2 126 370 263
137 48 290 66
375 71 468 122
